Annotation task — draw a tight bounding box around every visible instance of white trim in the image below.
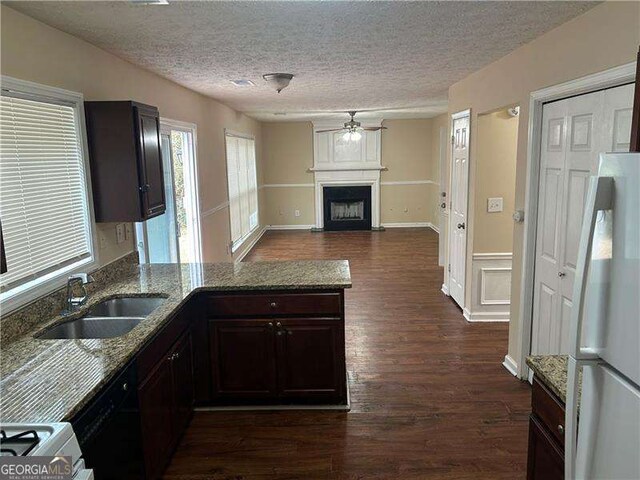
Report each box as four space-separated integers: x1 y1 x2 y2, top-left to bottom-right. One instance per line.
452 109 471 120
380 180 439 186
0 76 99 315
502 355 519 377
224 128 255 140
314 176 381 230
480 267 512 305
441 284 450 296
309 166 387 172
200 201 229 218
234 226 267 263
472 252 513 261
381 222 439 234
463 308 510 323
266 224 314 230
516 61 636 380
262 183 315 188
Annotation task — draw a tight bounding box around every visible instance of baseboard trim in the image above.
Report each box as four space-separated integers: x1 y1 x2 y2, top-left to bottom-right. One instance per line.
463 308 510 323
502 355 519 377
266 224 315 230
441 283 449 296
382 222 439 233
234 226 267 263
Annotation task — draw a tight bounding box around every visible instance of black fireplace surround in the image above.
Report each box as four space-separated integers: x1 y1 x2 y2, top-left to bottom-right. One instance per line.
323 185 372 231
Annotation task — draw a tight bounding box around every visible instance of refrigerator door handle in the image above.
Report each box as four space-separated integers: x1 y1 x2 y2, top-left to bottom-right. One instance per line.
568 176 614 360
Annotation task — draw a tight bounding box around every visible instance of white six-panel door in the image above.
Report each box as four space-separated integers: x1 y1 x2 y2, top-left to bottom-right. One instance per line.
531 83 634 355
448 112 470 308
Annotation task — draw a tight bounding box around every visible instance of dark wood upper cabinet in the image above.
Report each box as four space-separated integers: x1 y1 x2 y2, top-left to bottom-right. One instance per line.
84 101 166 222
631 46 640 152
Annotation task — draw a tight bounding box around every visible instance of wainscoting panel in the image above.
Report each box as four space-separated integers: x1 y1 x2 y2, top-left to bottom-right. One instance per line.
466 253 512 322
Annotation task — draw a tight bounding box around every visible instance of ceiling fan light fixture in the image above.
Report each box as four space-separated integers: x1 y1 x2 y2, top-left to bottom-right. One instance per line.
263 73 294 93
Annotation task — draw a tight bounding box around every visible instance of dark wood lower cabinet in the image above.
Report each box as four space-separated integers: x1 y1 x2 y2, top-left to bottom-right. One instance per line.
277 319 344 399
210 319 278 398
138 328 194 479
205 290 347 405
527 375 566 480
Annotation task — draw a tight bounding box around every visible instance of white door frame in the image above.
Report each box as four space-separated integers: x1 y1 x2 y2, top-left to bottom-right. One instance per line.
438 125 448 267
160 118 203 263
516 62 636 379
445 109 471 306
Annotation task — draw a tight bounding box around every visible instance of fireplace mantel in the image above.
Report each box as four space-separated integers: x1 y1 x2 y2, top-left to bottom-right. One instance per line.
312 120 383 229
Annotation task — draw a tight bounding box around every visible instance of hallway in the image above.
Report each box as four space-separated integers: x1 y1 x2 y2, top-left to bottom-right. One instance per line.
166 228 531 479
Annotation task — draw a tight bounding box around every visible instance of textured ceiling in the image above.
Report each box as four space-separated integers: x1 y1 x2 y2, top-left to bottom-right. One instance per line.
6 1 598 121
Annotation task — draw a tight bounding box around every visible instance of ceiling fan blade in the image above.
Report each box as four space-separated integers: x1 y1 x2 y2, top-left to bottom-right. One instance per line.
362 126 388 131
315 128 345 133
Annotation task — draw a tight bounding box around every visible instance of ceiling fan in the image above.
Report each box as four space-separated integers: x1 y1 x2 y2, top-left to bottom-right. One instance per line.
316 111 387 141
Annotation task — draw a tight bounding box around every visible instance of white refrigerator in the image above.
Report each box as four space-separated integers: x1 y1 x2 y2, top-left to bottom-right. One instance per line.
565 152 640 479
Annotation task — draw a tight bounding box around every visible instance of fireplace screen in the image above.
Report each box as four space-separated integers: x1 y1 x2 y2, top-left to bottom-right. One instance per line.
330 200 365 221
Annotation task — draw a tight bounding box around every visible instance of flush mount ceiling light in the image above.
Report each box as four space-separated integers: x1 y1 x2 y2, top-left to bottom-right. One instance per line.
230 79 256 87
262 73 294 94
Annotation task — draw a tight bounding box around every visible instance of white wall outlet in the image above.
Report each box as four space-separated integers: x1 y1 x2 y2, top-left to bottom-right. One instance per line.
124 223 133 241
116 223 125 244
487 197 503 213
294 209 301 217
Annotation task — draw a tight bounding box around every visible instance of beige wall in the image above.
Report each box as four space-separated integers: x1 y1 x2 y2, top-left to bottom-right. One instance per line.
473 109 518 254
380 118 439 225
261 118 443 227
446 0 640 369
0 5 263 266
261 122 315 226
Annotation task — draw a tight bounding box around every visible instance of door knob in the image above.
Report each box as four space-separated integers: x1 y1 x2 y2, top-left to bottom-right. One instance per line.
457 223 465 230
558 271 566 278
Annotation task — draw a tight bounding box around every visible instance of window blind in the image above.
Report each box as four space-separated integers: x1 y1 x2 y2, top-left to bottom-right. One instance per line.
225 134 258 247
0 94 93 292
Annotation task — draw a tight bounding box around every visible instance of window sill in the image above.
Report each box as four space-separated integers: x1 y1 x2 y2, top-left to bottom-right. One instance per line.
231 225 260 254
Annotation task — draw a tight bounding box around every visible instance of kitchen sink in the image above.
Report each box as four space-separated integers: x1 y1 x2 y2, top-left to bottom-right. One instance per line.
88 297 165 318
37 317 143 340
36 296 166 340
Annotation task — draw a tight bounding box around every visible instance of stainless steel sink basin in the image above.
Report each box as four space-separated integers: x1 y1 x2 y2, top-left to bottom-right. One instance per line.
36 296 166 340
88 297 165 317
37 317 143 340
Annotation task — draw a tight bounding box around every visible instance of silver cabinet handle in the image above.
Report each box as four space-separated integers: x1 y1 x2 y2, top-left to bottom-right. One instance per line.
267 322 274 328
558 271 566 278
558 424 565 435
270 302 277 308
276 322 282 328
122 382 128 392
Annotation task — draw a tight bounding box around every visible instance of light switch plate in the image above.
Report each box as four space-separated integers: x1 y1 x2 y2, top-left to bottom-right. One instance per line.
487 197 503 213
116 223 125 244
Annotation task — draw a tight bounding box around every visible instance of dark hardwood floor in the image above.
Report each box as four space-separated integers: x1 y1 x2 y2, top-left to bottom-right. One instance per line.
165 228 531 479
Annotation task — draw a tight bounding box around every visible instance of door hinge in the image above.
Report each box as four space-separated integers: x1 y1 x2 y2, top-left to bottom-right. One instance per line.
448 264 451 273
451 135 455 144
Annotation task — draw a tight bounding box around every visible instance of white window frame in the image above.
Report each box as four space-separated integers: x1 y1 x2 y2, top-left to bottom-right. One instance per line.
0 76 99 314
224 129 259 253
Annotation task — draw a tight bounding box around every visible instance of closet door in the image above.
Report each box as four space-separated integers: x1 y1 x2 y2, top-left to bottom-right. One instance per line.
531 84 634 355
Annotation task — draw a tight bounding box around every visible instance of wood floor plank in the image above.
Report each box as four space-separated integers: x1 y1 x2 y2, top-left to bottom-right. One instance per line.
165 228 531 480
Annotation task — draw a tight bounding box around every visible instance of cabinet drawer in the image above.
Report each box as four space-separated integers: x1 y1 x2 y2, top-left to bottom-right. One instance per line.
205 292 342 317
532 377 566 447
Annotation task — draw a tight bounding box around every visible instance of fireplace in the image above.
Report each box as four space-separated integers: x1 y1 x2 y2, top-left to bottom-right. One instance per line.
323 186 372 231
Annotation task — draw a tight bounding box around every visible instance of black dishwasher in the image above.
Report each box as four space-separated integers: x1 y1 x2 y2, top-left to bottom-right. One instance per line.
71 362 145 479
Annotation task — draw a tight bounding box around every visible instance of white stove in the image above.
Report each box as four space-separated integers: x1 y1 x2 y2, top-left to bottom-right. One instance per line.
0 423 93 479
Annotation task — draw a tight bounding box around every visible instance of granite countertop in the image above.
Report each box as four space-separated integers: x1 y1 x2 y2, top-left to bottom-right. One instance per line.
0 260 351 423
526 355 571 403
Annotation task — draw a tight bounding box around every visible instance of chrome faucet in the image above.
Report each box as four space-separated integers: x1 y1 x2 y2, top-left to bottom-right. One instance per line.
63 273 94 315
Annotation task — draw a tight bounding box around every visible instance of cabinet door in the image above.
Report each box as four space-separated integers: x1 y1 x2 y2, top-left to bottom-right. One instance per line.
527 415 564 480
209 319 277 398
276 319 344 399
136 107 165 219
170 331 194 437
138 357 173 480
